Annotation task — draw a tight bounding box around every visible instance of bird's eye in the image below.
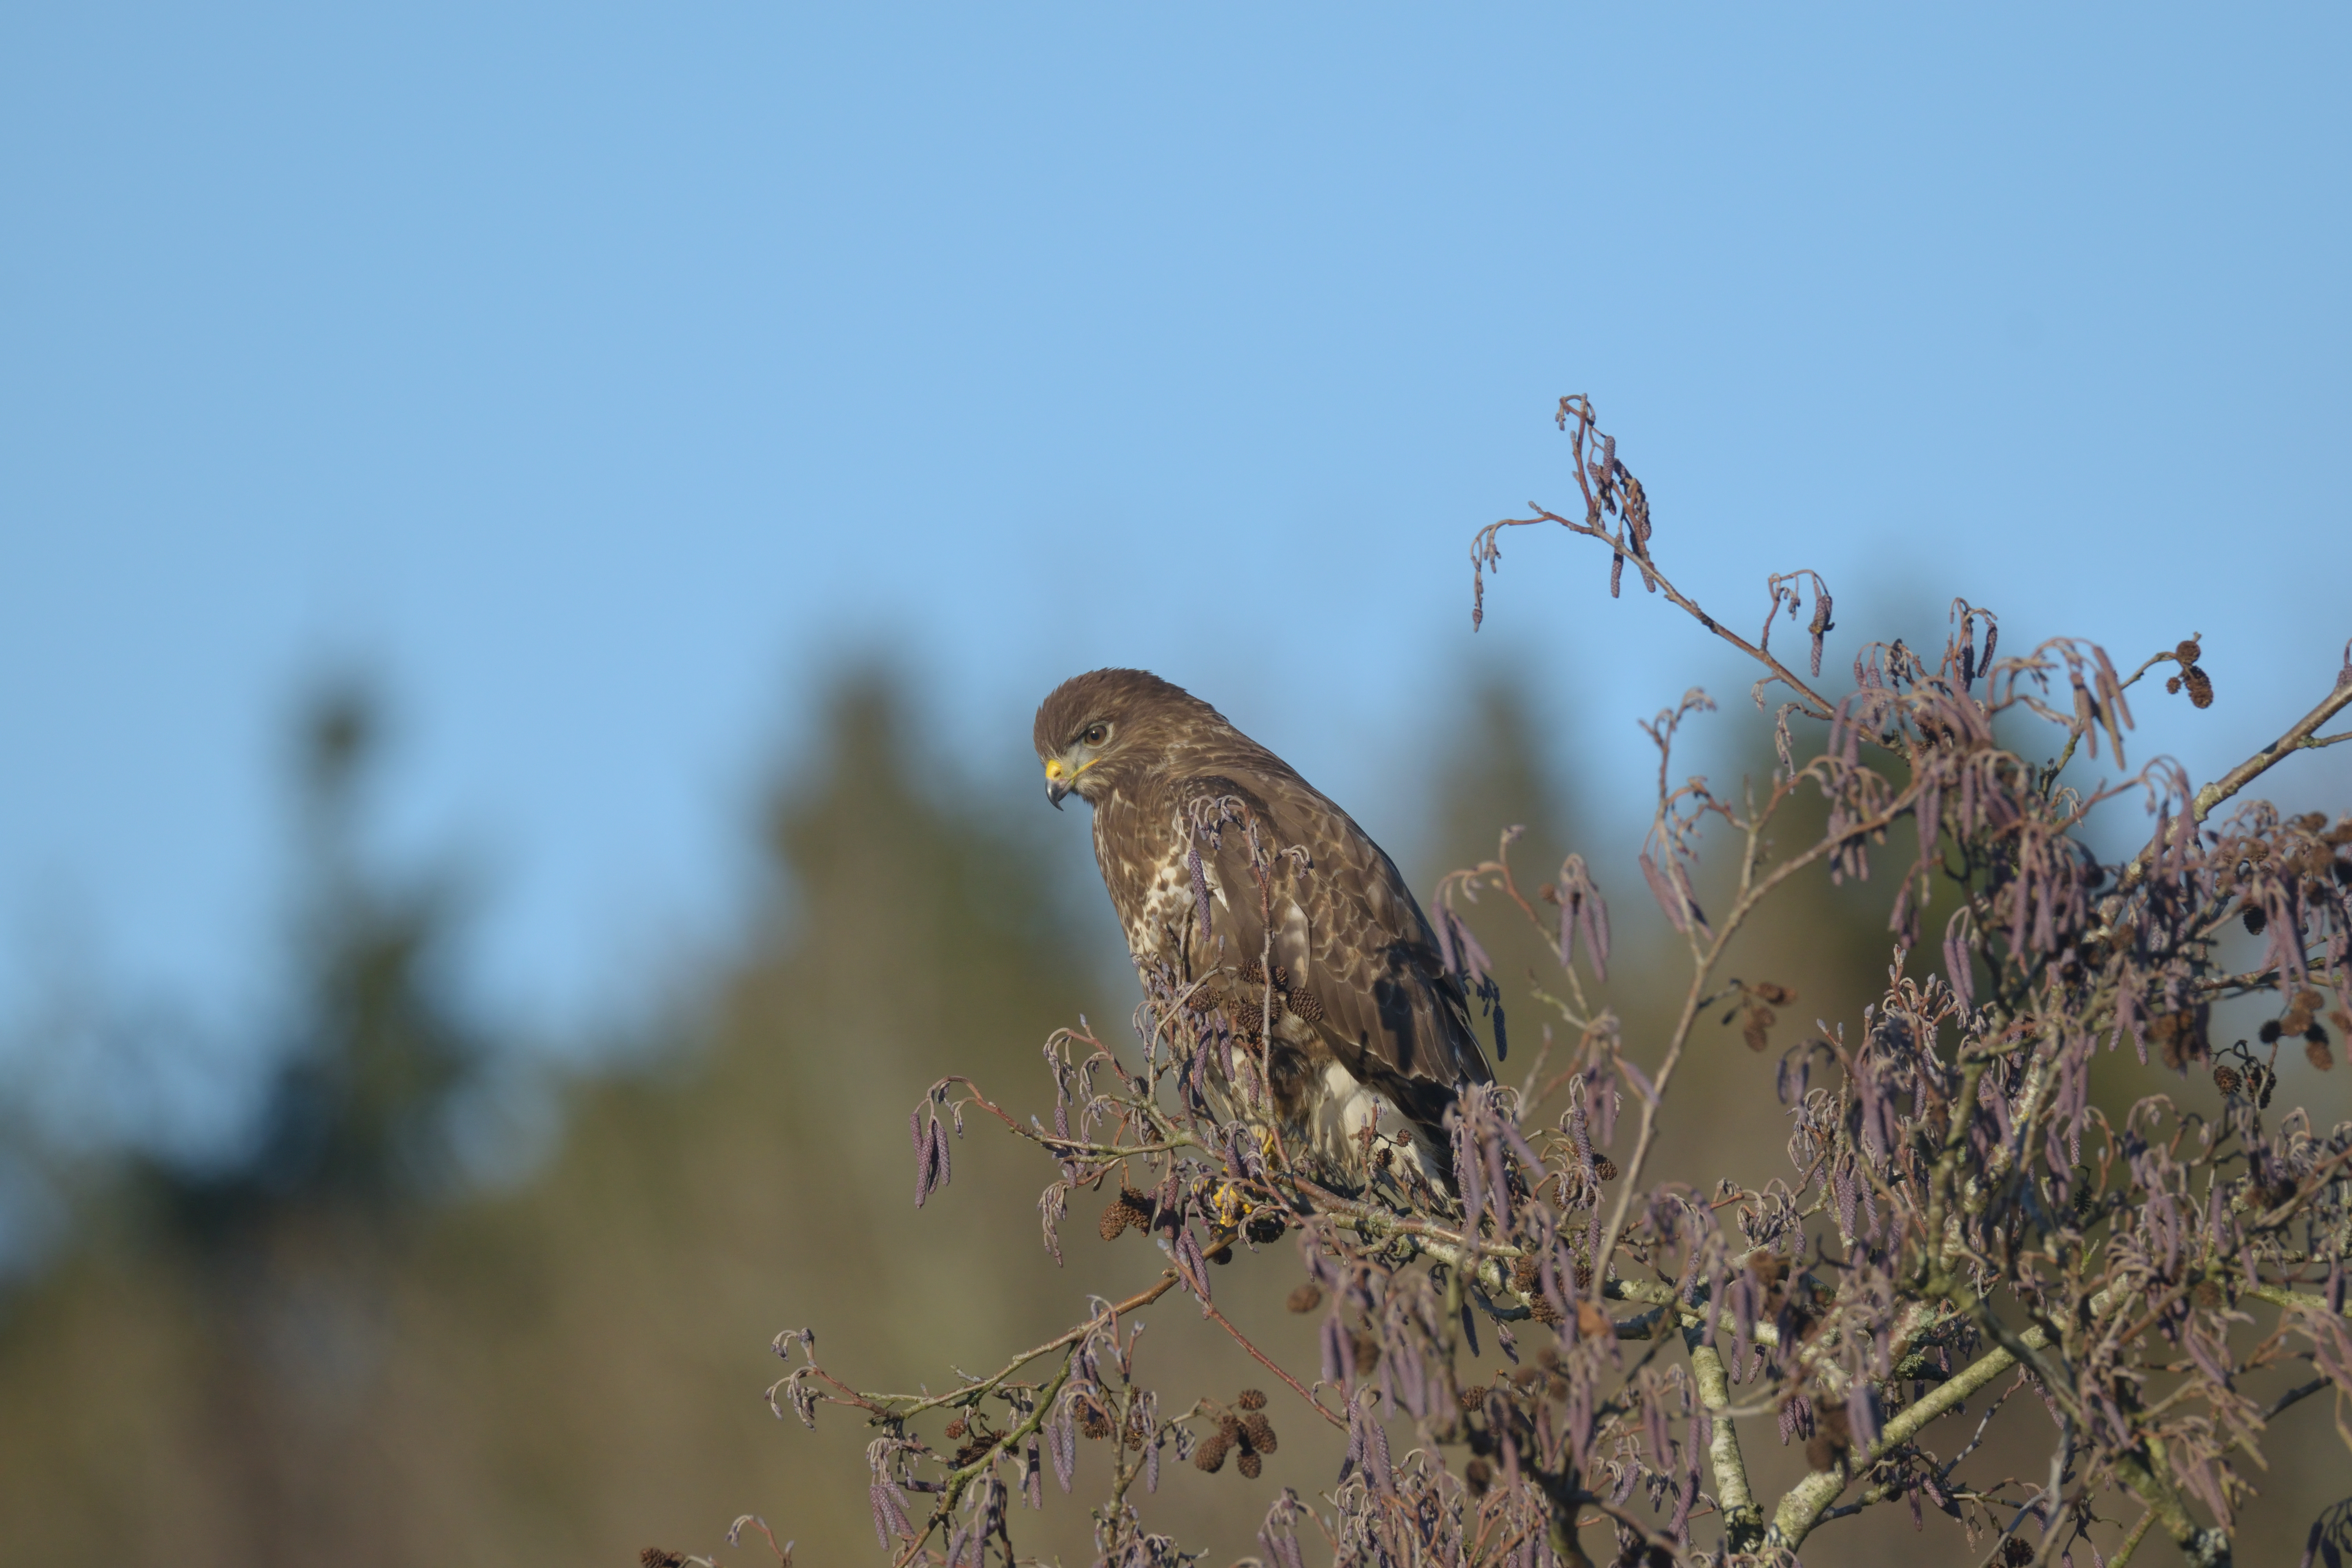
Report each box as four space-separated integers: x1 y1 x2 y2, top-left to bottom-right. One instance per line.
1081 724 1109 747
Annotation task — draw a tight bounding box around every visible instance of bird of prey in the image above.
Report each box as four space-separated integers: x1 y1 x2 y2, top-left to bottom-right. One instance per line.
1034 668 1494 1186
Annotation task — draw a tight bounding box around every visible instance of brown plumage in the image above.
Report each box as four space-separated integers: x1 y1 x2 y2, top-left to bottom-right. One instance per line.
1034 669 1493 1183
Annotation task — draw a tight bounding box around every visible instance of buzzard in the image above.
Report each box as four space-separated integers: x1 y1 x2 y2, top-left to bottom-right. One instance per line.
1034 668 1494 1186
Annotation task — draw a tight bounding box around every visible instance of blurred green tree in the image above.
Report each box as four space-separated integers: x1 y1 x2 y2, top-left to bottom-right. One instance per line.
0 679 495 1566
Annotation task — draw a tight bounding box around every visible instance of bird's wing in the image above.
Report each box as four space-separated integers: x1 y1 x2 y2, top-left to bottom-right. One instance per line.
1172 772 1492 1093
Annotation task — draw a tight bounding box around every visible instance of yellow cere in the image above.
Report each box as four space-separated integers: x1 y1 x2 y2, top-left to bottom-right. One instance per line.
1045 759 1065 780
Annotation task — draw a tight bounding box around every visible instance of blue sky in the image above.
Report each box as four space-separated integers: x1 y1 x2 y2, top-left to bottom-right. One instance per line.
4 5 2348 1140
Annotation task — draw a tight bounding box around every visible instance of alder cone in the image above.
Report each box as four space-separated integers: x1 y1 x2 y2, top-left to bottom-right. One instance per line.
1098 1189 1153 1240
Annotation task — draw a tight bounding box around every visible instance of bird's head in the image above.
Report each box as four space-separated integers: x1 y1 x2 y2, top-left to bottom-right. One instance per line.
1032 668 1201 809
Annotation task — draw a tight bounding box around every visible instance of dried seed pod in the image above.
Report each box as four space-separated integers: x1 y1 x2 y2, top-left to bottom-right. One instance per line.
1077 1400 1112 1441
1751 981 1795 1005
643 1551 687 1568
944 1416 966 1439
2213 1065 2242 1095
1241 1413 1278 1454
2151 1007 2212 1069
1236 1450 1263 1479
1099 1189 1153 1241
2242 903 2268 935
2308 1031 2335 1071
1286 1283 1322 1313
1592 1156 1619 1182
1285 989 1325 1024
1352 1330 1382 1374
1240 958 1266 985
2001 1537 2037 1567
1742 1004 1775 1052
1463 1457 1493 1497
1573 1259 1594 1290
2176 637 2203 666
1192 1432 1231 1472
1236 1388 1267 1411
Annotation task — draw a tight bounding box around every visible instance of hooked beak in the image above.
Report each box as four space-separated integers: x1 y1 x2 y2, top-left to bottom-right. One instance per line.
1044 758 1073 809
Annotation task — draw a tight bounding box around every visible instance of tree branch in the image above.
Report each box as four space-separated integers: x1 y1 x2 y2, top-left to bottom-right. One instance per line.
2191 679 2352 821
1482 504 1838 719
1684 1329 1763 1553
1197 1298 1346 1430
